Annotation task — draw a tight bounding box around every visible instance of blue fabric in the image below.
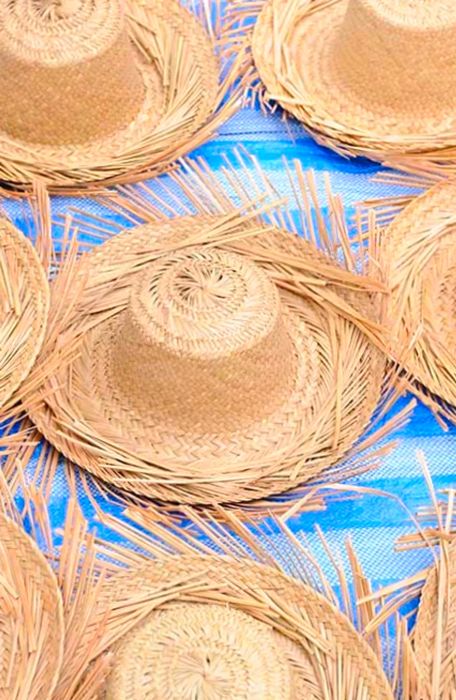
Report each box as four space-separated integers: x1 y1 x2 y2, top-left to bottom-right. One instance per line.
6 103 456 597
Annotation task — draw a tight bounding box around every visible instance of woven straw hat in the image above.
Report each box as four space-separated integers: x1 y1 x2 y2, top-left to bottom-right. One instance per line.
380 178 456 412
0 511 64 699
83 555 394 699
413 538 456 697
27 211 385 506
0 218 49 410
0 0 227 191
247 0 456 162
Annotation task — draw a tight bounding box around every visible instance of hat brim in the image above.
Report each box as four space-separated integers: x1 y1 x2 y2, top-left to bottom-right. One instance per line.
252 0 456 161
381 179 456 409
0 220 49 410
27 216 384 506
413 539 456 694
0 0 223 193
84 556 394 699
0 511 64 699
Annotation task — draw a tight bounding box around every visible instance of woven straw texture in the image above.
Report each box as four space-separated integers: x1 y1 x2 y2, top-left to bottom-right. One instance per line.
0 218 49 410
380 178 456 411
0 511 63 700
413 539 456 698
0 0 225 191
85 556 394 699
27 214 385 506
234 0 456 165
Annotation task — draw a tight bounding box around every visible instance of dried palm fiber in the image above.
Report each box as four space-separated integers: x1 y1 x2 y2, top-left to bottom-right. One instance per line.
358 173 456 426
360 453 456 700
0 507 64 699
225 0 456 170
4 468 400 700
0 212 49 412
0 0 242 193
413 542 456 699
18 153 417 507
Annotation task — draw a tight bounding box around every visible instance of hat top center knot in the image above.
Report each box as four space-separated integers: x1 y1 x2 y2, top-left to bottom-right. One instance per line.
34 0 82 20
173 257 237 310
132 247 282 360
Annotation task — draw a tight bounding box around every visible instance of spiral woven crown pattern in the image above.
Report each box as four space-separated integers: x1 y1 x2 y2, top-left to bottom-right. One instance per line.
0 0 144 145
113 248 297 432
105 603 306 699
87 557 394 699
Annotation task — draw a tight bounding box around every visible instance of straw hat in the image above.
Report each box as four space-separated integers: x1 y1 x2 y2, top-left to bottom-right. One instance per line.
0 218 49 410
247 0 456 162
380 178 456 412
83 555 394 699
0 0 225 191
413 538 456 697
27 212 385 506
0 511 64 699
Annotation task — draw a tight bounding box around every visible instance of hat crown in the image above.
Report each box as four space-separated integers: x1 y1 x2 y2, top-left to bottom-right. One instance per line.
333 0 456 113
111 247 298 433
0 0 144 144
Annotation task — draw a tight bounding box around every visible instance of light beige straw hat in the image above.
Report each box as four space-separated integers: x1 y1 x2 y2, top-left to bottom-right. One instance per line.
238 0 456 163
379 178 456 415
0 218 49 410
0 511 64 699
0 0 234 192
413 538 456 698
27 205 387 506
79 555 394 699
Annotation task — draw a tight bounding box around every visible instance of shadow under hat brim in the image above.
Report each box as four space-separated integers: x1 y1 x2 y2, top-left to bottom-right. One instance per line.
0 0 220 192
252 0 456 160
0 220 49 410
82 556 394 700
27 216 384 506
381 178 456 408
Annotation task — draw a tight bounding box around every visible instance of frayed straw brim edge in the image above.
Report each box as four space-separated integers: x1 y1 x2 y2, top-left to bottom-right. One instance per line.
223 0 456 172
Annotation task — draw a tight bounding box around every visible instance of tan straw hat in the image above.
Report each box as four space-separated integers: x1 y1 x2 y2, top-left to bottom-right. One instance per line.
26 198 387 506
379 178 456 416
238 0 456 163
78 555 394 699
0 218 49 411
0 0 235 192
0 511 64 699
413 539 456 698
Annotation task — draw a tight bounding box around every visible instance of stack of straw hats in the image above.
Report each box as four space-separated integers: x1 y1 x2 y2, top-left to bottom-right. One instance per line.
0 0 233 191
230 0 456 167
